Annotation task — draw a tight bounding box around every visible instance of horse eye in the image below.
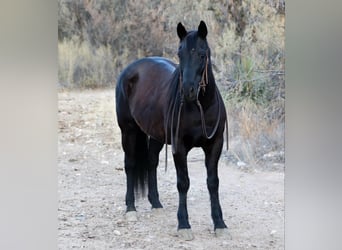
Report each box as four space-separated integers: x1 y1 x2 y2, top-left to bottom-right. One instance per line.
178 45 184 56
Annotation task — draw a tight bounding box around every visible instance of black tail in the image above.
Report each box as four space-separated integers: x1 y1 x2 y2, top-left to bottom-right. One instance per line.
133 130 149 197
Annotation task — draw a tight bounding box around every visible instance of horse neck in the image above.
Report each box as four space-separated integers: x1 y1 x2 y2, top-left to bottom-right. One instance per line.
166 68 182 118
198 64 217 109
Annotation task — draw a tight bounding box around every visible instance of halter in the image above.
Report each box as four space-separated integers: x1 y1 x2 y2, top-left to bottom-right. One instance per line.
199 51 209 93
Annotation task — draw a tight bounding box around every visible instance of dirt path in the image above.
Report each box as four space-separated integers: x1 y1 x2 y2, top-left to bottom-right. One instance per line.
58 90 284 249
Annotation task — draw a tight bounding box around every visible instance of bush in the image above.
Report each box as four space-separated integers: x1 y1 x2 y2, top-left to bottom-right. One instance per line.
58 37 120 88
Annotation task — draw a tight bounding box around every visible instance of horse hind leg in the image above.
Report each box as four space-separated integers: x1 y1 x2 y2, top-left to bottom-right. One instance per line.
121 129 138 213
134 130 150 195
147 138 163 209
121 128 149 213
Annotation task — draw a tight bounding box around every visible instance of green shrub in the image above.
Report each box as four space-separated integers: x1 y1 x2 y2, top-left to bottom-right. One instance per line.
229 56 270 105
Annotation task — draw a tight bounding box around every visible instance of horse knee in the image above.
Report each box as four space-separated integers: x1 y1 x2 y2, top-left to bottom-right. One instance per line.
207 176 219 192
177 177 190 193
124 155 136 172
148 156 158 170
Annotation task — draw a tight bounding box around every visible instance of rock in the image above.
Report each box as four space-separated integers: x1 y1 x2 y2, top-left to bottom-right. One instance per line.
113 230 121 236
237 161 247 167
116 219 125 227
262 151 284 161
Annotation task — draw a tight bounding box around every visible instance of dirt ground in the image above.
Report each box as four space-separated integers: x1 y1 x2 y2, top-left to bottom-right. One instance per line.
58 89 284 249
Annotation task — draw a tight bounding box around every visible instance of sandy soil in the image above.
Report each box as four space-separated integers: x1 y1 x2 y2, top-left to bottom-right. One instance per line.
58 89 284 249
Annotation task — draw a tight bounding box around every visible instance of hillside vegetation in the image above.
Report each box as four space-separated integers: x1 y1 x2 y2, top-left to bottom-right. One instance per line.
58 0 285 168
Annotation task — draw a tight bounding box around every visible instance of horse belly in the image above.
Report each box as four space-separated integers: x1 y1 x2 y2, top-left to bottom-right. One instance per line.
133 103 166 143
125 58 175 143
129 85 168 143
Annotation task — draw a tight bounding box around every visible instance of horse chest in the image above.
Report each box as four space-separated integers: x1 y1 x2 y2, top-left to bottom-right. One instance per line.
179 111 214 145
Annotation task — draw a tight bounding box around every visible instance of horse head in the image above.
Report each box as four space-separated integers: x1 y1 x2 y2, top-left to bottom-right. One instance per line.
177 20 210 102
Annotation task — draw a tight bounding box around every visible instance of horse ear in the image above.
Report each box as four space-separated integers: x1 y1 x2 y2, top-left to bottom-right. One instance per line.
198 20 208 39
177 22 187 40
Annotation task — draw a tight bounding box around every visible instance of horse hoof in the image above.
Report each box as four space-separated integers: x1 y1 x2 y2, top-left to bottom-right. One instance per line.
215 228 231 239
178 229 194 241
151 208 163 215
125 211 138 222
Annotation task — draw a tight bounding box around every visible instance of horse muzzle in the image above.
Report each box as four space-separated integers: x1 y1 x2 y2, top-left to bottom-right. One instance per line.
183 84 197 102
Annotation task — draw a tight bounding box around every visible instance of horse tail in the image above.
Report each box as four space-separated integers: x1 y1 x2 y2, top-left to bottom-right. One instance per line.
133 130 149 197
116 66 148 197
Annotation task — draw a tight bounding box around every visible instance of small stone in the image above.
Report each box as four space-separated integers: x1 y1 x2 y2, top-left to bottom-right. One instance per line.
237 161 247 167
116 219 125 227
270 230 277 236
114 230 121 236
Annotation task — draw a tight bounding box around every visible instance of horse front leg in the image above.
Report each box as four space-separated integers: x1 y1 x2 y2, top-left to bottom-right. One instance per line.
203 138 228 233
173 149 194 240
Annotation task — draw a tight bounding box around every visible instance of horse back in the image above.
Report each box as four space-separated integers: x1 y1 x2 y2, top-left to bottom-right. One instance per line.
116 57 176 142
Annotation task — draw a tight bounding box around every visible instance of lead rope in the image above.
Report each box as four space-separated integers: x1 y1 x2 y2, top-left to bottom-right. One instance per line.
171 72 184 154
198 53 229 148
196 86 221 140
199 51 209 93
225 112 229 150
196 53 221 140
164 71 183 172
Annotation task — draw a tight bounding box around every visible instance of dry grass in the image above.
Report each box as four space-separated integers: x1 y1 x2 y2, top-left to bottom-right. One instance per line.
58 38 118 88
226 98 284 167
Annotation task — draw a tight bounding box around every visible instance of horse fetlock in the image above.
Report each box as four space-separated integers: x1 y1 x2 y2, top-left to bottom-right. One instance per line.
151 202 163 209
148 194 163 209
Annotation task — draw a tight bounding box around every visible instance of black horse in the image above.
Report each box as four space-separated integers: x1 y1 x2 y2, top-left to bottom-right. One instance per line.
115 21 228 239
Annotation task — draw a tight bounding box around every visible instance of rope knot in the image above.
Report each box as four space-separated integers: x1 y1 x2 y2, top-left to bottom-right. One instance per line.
199 52 209 93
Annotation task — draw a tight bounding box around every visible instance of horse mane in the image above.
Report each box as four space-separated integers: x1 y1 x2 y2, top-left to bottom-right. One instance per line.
164 65 181 128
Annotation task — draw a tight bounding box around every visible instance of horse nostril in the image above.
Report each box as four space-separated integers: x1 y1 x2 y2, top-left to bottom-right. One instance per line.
184 85 196 101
